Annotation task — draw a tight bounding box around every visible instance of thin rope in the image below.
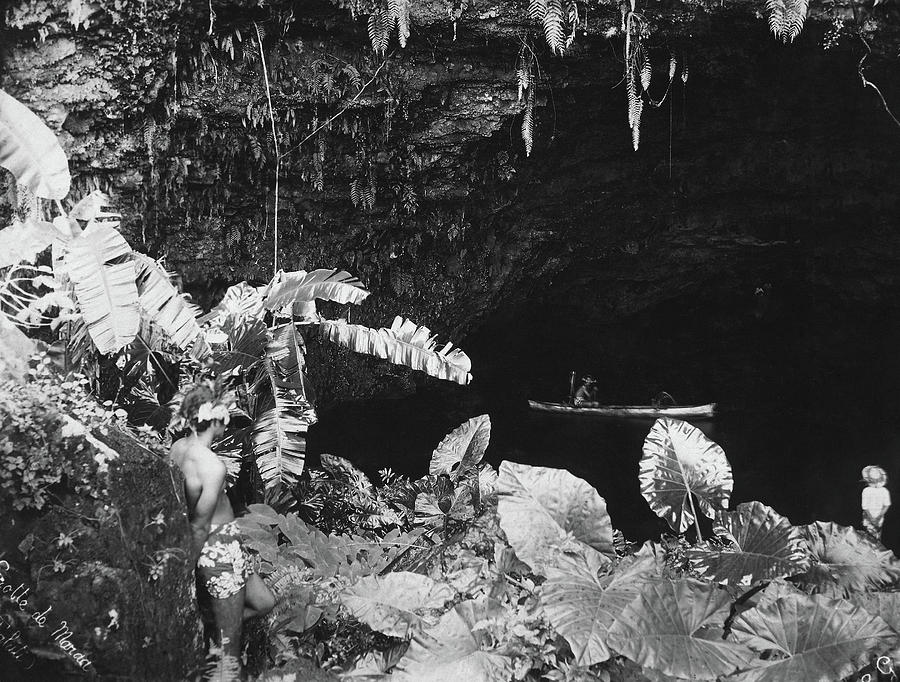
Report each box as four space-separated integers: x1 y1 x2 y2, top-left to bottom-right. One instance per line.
255 21 281 275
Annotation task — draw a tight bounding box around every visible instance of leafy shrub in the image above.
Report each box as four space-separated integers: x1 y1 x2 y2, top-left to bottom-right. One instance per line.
0 378 93 511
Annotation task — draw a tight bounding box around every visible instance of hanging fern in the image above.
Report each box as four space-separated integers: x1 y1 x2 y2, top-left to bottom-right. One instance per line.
640 57 652 92
390 0 411 48
522 87 535 157
766 0 808 41
528 0 547 21
564 0 578 50
367 9 391 54
542 0 566 56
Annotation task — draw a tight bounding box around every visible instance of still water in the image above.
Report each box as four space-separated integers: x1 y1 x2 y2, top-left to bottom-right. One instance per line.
311 290 900 555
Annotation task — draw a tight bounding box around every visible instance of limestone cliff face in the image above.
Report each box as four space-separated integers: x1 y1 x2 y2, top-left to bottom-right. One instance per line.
2 0 900 347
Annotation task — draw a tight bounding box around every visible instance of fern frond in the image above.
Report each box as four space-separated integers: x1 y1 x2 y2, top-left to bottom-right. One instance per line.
564 0 578 50
390 0 410 48
516 45 533 102
350 179 361 207
669 54 677 81
640 58 652 92
542 0 565 55
681 64 689 83
203 640 241 682
784 0 808 41
528 0 547 22
522 87 534 157
368 11 389 54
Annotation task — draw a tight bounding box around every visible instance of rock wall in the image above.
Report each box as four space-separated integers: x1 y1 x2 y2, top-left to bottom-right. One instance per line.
2 0 900 377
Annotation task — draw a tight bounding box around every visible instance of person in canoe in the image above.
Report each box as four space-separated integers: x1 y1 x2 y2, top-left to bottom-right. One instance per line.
574 375 598 406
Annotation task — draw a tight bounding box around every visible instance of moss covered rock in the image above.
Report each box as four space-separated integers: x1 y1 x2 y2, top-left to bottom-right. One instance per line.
0 380 204 680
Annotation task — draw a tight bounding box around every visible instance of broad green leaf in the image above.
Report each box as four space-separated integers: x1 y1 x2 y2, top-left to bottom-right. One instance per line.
429 414 491 480
0 219 60 268
730 593 897 681
69 190 121 226
0 89 70 199
392 599 512 681
686 501 810 587
0 313 36 381
213 315 268 375
497 461 614 576
321 316 472 385
639 418 732 533
796 522 900 597
133 254 202 350
252 387 316 490
607 578 753 680
542 544 662 665
340 572 454 637
198 280 265 326
64 221 139 354
847 592 900 633
264 268 369 312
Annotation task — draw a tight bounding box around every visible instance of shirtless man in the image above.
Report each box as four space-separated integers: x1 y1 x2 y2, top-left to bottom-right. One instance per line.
169 386 275 663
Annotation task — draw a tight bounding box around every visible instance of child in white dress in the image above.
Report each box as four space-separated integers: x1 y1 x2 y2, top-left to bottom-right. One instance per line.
861 465 891 542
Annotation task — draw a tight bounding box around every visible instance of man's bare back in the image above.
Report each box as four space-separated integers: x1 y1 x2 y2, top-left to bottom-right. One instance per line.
170 436 234 538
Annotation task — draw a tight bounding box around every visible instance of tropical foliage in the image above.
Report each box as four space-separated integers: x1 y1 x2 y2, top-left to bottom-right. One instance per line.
0 88 472 499
237 415 900 681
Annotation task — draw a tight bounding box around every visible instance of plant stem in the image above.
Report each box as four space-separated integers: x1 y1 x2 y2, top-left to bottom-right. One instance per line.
255 21 280 276
687 491 703 543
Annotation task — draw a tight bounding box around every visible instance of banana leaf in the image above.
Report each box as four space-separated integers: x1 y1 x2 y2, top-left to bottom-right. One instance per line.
64 221 139 354
263 268 369 313
321 316 472 385
0 89 70 199
0 219 60 268
133 254 203 351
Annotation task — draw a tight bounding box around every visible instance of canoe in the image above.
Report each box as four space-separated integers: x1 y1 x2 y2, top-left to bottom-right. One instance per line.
528 400 717 418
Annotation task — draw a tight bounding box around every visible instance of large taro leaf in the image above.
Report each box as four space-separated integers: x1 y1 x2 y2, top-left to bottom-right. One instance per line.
263 268 369 313
640 417 733 533
429 414 490 480
392 598 513 682
795 521 900 597
730 593 897 681
497 461 614 576
542 543 663 665
340 572 454 638
606 578 754 680
848 592 900 634
686 501 810 587
321 316 472 385
133 254 202 350
64 221 139 354
0 89 70 199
